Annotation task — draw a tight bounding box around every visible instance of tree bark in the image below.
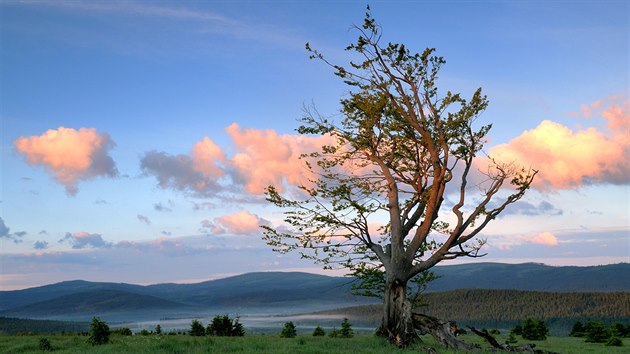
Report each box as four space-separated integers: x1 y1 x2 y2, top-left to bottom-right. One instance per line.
412 313 478 351
381 279 416 347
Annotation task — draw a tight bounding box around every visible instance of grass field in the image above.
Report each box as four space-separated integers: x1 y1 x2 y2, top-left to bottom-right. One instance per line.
0 333 626 353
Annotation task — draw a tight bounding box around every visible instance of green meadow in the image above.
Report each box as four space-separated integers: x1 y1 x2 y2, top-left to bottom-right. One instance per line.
1 333 626 354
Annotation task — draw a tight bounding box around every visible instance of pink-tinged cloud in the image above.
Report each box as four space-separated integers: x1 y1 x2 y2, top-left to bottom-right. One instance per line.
140 137 225 196
488 97 629 190
527 232 559 246
60 232 112 249
205 210 269 235
14 127 117 195
226 123 336 194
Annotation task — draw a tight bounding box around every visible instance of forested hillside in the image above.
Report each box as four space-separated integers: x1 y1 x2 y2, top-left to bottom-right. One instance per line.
317 289 630 334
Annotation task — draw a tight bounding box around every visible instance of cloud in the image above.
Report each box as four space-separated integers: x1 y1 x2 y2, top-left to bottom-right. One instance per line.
142 124 334 197
137 214 151 225
0 217 26 244
60 232 112 249
527 232 559 246
0 217 9 237
498 200 563 217
140 138 225 196
14 127 118 195
154 201 173 212
489 97 629 190
226 123 335 194
34 240 49 250
201 210 270 235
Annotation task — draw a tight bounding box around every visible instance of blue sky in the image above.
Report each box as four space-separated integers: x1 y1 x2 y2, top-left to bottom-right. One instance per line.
1 0 628 290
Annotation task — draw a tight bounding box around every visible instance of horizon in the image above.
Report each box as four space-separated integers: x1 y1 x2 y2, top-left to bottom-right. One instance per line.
1 1 629 291
4 261 629 292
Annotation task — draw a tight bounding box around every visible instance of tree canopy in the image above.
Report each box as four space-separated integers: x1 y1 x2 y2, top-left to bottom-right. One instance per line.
263 8 537 347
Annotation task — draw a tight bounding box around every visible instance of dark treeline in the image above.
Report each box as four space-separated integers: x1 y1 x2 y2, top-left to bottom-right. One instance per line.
0 317 89 334
318 289 630 335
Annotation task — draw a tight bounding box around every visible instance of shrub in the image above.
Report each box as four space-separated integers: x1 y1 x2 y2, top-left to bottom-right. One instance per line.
569 321 585 337
139 329 151 336
328 328 339 338
189 320 206 336
155 324 162 335
113 328 132 336
280 321 297 338
606 336 624 347
488 328 501 336
610 322 628 338
38 337 53 351
506 331 518 344
87 317 111 346
206 315 245 336
512 324 523 336
312 326 326 336
584 320 610 343
340 318 354 338
521 317 548 341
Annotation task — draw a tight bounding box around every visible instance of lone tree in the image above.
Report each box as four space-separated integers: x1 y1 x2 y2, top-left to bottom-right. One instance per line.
263 9 536 348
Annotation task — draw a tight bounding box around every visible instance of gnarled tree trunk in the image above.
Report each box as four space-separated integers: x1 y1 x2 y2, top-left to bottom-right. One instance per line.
381 278 416 347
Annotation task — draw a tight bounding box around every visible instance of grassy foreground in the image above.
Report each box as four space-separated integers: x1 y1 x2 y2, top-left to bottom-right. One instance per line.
0 333 626 353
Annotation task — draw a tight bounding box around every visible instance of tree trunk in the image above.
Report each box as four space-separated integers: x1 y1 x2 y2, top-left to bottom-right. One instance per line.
380 278 416 347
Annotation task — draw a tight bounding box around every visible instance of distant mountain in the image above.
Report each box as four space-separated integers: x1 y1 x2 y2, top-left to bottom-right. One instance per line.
0 263 628 322
1 289 193 320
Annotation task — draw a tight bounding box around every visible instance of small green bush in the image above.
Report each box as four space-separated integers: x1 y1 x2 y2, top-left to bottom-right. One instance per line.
38 337 53 351
113 327 132 336
87 317 110 346
328 328 339 338
313 326 326 336
139 329 151 336
206 315 245 336
506 331 518 344
340 318 354 338
280 321 297 338
155 324 162 335
606 336 624 347
521 317 548 341
584 320 610 343
190 320 206 336
569 321 585 337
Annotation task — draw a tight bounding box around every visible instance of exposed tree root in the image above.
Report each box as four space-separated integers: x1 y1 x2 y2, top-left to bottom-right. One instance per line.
468 327 559 354
412 313 479 351
411 313 559 353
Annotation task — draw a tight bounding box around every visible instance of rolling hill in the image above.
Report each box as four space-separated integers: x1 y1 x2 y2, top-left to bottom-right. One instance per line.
0 263 628 322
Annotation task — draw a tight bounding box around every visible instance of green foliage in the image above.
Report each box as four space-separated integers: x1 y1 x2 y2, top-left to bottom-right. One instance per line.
189 319 205 337
584 320 610 343
511 324 522 336
328 328 339 338
155 324 162 335
38 337 53 351
113 327 132 336
313 326 326 336
610 322 628 338
520 317 549 341
606 336 624 347
569 321 585 337
87 317 110 346
340 318 354 338
139 329 151 336
505 331 518 344
279 321 297 338
206 315 245 336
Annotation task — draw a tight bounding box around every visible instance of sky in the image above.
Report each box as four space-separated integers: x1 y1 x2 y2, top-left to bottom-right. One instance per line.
1 0 628 291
